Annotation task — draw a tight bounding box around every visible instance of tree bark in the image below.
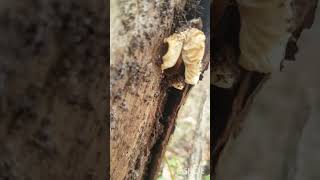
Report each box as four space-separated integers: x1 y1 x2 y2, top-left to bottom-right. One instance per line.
0 0 108 179
110 0 209 179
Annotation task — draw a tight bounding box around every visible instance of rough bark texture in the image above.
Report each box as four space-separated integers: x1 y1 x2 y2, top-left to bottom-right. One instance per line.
212 0 319 177
110 0 209 179
0 0 107 180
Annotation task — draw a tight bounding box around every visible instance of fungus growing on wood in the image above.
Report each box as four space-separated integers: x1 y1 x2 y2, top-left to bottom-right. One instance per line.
161 33 185 71
161 27 206 87
237 0 293 73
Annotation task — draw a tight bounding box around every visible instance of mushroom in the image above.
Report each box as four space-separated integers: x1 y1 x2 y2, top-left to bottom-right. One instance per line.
237 0 293 73
182 28 206 84
161 27 206 86
161 33 185 71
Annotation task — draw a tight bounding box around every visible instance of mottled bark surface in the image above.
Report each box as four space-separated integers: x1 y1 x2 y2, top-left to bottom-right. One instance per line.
110 0 209 179
0 0 107 179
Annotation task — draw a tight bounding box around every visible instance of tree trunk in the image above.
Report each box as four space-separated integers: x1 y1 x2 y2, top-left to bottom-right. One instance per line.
0 0 107 180
110 0 209 179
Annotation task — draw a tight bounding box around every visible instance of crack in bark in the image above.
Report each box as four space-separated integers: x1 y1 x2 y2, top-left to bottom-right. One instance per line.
143 85 192 180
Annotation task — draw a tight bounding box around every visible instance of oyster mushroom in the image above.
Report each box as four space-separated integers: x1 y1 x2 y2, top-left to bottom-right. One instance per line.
161 33 185 71
237 0 293 73
161 27 206 85
182 28 206 84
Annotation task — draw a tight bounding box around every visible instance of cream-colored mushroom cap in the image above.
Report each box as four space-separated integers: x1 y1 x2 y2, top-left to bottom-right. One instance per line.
237 0 293 73
182 28 206 84
161 33 185 71
161 27 206 85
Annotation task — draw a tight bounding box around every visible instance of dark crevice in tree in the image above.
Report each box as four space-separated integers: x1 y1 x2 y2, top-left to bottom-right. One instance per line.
212 0 243 174
144 85 192 180
212 86 235 147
